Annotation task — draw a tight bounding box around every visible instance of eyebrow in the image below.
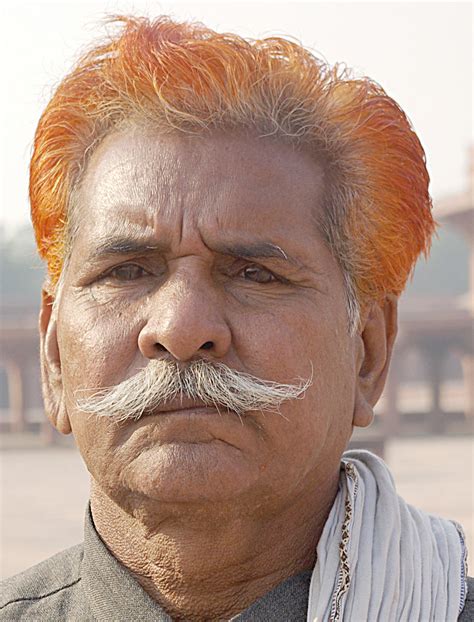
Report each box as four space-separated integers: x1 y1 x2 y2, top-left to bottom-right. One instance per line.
85 236 303 268
214 242 299 265
89 238 170 260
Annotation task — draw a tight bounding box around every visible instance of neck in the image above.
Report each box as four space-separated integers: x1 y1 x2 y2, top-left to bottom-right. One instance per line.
90 472 339 621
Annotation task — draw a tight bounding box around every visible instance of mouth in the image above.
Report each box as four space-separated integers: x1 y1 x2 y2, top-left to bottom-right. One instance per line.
148 398 232 416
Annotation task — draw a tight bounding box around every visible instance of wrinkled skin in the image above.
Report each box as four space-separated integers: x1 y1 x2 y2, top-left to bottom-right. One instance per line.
40 129 397 620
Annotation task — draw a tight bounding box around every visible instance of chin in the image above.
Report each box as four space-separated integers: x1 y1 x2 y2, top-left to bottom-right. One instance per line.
115 440 262 505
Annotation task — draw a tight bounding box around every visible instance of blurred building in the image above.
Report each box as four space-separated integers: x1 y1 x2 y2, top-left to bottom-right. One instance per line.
380 146 474 436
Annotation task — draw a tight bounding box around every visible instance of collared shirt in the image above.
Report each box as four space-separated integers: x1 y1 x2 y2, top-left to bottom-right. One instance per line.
1 503 473 621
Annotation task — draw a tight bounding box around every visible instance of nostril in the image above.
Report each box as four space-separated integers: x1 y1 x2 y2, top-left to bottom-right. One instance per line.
200 341 214 350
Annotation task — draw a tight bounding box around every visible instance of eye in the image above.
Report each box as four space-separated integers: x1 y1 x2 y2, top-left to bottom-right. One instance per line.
104 264 147 282
240 265 277 284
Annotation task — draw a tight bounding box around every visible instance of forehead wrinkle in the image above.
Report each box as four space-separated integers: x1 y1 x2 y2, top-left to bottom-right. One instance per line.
84 143 178 218
84 130 325 234
75 130 329 278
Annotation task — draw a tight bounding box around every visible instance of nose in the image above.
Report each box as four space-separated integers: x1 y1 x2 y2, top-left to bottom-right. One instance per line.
137 275 232 362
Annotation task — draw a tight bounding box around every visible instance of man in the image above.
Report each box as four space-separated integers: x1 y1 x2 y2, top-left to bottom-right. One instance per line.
1 15 471 621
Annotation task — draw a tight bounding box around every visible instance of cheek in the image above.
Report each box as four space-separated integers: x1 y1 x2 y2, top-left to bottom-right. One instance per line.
230 297 351 385
57 291 145 398
233 302 355 464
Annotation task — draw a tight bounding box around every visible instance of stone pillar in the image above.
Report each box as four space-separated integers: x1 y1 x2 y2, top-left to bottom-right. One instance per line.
469 244 474 314
383 347 402 438
461 353 474 422
426 352 446 435
6 360 25 434
41 419 56 445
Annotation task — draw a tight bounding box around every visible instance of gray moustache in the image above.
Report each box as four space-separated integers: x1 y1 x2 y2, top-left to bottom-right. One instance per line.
75 359 313 424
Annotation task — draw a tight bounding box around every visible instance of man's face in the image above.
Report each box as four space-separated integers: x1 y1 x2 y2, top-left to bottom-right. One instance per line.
44 129 361 520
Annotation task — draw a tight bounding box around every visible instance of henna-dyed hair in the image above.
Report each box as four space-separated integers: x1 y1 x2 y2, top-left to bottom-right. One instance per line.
30 15 435 330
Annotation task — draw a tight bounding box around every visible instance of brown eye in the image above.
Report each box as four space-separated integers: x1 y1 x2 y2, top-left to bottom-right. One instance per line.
241 265 277 283
107 264 146 281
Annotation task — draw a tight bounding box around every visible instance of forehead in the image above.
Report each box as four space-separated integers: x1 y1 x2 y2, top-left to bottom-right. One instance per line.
75 128 325 247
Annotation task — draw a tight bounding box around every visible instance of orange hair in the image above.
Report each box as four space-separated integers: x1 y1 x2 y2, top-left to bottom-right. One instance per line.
30 15 435 324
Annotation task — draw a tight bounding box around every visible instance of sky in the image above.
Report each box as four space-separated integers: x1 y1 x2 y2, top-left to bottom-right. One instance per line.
0 1 472 233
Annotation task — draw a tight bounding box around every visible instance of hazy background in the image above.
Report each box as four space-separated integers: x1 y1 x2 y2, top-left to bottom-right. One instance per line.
1 1 473 579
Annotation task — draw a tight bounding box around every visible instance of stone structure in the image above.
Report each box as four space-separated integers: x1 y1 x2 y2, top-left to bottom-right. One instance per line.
383 147 474 435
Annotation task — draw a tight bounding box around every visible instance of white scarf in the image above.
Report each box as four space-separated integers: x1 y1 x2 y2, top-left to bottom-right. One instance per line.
307 450 468 622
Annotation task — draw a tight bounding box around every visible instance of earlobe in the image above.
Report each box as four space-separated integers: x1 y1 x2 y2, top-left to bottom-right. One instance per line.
352 294 398 428
39 289 72 435
353 391 374 428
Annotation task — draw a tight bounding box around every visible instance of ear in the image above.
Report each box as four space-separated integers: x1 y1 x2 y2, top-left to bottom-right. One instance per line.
39 288 71 434
353 294 398 428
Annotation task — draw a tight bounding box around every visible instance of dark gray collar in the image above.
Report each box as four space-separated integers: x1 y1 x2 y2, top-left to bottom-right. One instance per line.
82 504 173 621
